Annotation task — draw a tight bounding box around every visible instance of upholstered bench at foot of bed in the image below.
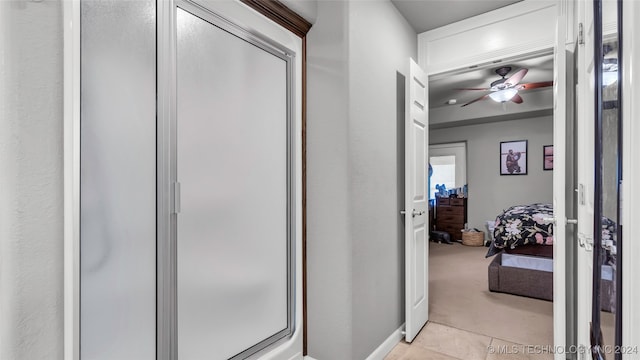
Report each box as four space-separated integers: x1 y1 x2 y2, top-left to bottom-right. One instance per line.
488 253 553 301
488 253 615 312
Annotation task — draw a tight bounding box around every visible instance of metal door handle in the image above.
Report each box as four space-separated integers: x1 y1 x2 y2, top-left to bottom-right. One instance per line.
400 209 425 217
543 217 578 225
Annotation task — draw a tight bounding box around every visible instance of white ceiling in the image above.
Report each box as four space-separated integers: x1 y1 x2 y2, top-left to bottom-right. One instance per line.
391 0 523 33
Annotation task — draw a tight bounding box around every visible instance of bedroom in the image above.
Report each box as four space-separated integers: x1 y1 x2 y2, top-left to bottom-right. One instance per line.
424 51 557 350
404 1 620 358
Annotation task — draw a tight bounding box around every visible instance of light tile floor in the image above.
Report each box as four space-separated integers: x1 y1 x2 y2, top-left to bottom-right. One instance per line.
385 321 554 360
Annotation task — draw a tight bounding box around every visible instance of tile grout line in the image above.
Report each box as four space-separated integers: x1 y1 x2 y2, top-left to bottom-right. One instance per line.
409 321 490 360
428 319 548 350
428 320 494 341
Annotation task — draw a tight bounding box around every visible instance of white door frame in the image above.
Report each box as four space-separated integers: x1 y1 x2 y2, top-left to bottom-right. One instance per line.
620 0 640 355
575 0 596 354
552 3 569 358
62 1 81 358
418 2 569 356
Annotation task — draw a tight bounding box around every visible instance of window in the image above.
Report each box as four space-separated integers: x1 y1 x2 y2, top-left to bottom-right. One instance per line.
429 142 467 200
430 155 456 199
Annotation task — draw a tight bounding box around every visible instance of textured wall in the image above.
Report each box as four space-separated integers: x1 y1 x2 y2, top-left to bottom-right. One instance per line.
430 116 554 233
0 1 64 359
347 1 417 359
306 1 353 358
279 0 317 24
306 0 417 358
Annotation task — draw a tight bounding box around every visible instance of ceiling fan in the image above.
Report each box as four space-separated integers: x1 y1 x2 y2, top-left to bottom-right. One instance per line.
457 66 553 107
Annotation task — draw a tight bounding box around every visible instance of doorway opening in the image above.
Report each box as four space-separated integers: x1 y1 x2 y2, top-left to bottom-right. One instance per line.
423 52 558 350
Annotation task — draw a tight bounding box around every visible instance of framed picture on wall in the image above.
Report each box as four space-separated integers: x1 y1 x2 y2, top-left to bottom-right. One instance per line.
543 145 554 170
500 140 528 175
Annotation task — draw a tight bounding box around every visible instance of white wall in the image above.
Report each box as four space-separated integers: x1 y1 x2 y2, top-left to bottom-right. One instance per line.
306 1 353 358
0 1 64 359
306 0 416 358
280 0 317 24
418 1 557 75
430 116 554 234
348 1 416 359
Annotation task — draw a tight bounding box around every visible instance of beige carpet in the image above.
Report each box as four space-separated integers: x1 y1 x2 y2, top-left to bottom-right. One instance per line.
429 242 554 346
428 242 616 347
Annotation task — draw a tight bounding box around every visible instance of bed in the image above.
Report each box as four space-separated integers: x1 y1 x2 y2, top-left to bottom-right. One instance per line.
486 203 554 258
486 203 616 311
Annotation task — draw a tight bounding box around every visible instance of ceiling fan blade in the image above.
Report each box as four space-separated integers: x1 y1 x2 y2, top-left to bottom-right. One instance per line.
455 87 491 91
511 94 523 104
517 81 554 90
461 94 489 107
504 68 528 87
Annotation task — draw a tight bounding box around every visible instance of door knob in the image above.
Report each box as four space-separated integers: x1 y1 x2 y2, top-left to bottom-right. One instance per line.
400 209 425 217
543 217 577 225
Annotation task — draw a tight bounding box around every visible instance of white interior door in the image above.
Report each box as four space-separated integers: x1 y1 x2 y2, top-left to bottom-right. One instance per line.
552 5 569 359
405 58 429 342
575 0 596 352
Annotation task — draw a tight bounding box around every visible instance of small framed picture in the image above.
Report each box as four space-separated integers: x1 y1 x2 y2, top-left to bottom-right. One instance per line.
543 145 554 170
500 140 528 175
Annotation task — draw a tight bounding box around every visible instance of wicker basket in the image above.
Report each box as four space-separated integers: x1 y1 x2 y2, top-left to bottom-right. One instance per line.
462 230 484 246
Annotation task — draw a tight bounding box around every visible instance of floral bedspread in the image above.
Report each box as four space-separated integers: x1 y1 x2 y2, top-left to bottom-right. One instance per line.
489 203 617 260
492 203 554 250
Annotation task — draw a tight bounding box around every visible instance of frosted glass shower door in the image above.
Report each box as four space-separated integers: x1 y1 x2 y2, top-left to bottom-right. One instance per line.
176 6 294 360
80 1 156 359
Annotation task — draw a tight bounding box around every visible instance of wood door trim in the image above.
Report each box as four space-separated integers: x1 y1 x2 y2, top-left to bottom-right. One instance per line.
240 0 311 38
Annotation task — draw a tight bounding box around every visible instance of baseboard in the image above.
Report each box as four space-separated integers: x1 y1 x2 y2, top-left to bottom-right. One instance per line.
303 325 404 360
365 324 405 360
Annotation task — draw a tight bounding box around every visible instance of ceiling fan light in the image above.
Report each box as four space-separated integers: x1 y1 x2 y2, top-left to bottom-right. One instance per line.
489 88 518 103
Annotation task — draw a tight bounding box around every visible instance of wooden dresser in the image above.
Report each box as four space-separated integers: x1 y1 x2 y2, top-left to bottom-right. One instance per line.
435 197 467 240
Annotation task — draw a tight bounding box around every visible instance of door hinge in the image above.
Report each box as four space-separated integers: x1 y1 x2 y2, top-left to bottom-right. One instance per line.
578 233 593 251
173 182 181 214
578 23 584 45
